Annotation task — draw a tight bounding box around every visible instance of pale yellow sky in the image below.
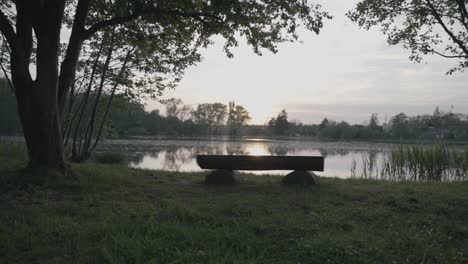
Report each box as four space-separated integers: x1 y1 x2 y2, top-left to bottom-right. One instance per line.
147 0 468 125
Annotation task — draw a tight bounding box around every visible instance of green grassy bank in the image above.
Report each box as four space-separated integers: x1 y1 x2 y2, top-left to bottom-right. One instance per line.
1 165 468 263
0 144 468 263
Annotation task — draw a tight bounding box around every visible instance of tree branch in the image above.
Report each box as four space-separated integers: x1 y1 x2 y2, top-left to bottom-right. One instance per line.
410 38 467 58
15 0 33 63
58 0 91 115
455 0 468 32
0 9 16 49
0 60 15 95
84 8 222 39
427 48 467 58
0 5 33 92
455 0 468 19
426 0 468 57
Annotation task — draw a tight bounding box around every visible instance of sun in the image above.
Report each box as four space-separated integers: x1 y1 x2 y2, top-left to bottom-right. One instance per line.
243 102 274 125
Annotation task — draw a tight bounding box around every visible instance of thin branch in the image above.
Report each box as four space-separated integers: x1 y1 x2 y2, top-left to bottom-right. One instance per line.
71 38 105 159
0 35 15 94
84 28 116 154
428 48 467 58
91 46 135 151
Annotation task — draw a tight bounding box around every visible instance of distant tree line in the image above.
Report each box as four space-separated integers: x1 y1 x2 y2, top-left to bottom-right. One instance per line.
2 79 468 141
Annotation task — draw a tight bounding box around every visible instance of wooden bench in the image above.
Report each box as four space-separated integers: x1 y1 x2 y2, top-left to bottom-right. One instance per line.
196 155 324 185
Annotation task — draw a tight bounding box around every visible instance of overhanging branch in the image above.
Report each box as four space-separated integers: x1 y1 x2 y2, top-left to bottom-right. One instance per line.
426 0 468 56
84 8 222 39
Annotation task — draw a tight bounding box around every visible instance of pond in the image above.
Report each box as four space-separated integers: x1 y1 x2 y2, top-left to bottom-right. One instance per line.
97 137 405 178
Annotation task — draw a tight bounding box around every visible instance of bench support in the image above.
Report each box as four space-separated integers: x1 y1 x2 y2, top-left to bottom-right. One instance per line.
205 170 241 185
204 170 318 186
282 171 318 186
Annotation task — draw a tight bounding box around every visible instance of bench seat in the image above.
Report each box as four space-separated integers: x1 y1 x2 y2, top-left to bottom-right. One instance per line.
196 155 325 185
197 155 324 171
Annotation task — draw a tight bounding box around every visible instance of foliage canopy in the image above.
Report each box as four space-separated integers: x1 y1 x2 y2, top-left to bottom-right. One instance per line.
348 0 468 73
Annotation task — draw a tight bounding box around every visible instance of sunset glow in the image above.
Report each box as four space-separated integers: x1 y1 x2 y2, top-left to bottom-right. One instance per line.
245 143 269 156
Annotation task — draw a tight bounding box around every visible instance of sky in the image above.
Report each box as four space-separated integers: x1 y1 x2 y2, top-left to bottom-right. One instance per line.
147 0 467 125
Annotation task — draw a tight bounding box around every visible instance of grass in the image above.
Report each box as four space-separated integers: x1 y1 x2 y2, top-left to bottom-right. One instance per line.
94 151 128 165
354 145 468 181
1 142 468 263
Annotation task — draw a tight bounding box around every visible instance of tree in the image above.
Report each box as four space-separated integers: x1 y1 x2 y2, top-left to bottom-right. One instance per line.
165 98 184 118
178 105 193 123
276 109 289 135
369 113 379 129
191 103 227 135
227 101 251 135
0 0 330 174
389 112 411 138
348 0 468 73
319 118 330 129
165 99 193 122
433 106 442 118
268 109 289 135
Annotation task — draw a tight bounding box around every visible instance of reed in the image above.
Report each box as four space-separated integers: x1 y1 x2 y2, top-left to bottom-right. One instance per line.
355 144 468 181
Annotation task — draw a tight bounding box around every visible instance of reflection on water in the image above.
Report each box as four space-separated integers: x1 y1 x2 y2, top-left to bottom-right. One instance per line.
97 138 411 178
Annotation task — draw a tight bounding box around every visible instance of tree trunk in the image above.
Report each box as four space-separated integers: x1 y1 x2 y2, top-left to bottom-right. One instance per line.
12 0 68 175
16 87 67 173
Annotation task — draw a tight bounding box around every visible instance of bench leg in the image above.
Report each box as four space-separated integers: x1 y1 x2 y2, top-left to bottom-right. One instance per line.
204 170 241 185
282 171 318 186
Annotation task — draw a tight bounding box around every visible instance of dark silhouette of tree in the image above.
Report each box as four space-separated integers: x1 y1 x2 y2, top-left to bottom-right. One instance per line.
268 109 289 135
369 113 379 129
390 113 411 138
165 99 184 119
227 101 251 135
6 79 468 141
191 103 227 135
319 118 330 129
349 0 468 73
0 0 330 174
432 106 443 128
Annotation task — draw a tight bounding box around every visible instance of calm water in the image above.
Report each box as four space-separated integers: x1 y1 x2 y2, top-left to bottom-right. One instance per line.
97 137 403 178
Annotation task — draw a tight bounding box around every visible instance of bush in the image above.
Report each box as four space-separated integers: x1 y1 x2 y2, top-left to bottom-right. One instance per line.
94 152 127 165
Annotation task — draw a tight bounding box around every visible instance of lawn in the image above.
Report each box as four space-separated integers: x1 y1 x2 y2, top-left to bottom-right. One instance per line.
0 142 468 264
0 145 468 263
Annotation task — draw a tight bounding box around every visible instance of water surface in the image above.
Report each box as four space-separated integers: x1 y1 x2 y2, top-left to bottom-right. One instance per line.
98 137 400 178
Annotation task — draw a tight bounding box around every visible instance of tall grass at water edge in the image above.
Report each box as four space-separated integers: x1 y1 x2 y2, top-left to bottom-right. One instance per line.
353 144 468 181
